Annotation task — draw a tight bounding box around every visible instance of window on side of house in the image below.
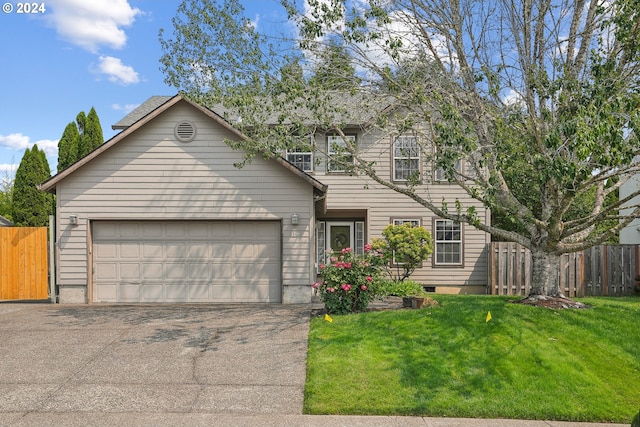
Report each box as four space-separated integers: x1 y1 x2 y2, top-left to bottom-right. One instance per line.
392 218 421 227
393 135 420 181
327 135 355 172
434 219 463 266
286 147 314 172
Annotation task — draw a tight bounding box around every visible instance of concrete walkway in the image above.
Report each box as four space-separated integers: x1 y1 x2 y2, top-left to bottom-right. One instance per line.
0 304 630 427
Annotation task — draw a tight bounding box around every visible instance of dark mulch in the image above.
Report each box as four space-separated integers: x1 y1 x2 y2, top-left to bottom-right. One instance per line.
511 295 591 309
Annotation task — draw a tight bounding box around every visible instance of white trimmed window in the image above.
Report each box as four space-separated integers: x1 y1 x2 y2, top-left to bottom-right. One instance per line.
327 135 355 172
393 136 420 181
286 148 314 172
392 218 421 227
434 219 462 265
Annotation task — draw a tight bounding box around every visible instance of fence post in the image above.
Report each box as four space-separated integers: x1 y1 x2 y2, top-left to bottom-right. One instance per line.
49 215 56 303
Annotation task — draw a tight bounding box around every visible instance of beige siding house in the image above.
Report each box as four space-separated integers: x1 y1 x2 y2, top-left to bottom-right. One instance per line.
40 96 325 303
41 94 490 304
303 127 490 294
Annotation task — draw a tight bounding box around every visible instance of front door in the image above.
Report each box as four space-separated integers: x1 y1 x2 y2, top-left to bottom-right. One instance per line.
327 222 353 253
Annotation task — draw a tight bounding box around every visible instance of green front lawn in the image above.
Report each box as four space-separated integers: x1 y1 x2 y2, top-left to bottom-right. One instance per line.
304 295 640 423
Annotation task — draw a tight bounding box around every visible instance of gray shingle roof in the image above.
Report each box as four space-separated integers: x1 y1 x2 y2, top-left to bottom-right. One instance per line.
111 92 397 131
0 215 13 226
111 96 174 130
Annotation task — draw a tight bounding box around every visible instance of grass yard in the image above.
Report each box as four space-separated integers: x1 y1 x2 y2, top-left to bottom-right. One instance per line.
304 295 640 423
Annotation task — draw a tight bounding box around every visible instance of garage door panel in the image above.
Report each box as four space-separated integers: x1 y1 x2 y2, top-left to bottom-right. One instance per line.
210 243 232 257
120 223 141 238
142 243 163 259
210 263 233 280
188 284 210 301
187 263 210 280
166 285 186 301
95 263 117 280
188 243 209 259
120 284 141 302
93 221 281 303
141 284 163 301
120 243 140 258
165 243 186 259
165 262 186 279
143 263 163 279
95 283 117 301
95 243 117 259
120 263 140 280
165 222 187 238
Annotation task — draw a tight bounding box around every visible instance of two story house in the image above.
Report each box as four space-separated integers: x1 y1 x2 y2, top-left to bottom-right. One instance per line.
40 95 490 304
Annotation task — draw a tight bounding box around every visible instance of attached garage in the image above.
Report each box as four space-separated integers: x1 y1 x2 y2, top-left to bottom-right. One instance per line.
40 95 326 304
92 220 281 303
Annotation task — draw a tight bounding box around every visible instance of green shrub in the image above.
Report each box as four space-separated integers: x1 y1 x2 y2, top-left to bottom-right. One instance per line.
632 408 639 427
313 246 386 314
371 223 433 281
384 279 427 297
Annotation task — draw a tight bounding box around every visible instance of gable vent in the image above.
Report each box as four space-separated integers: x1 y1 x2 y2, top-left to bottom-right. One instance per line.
174 121 196 142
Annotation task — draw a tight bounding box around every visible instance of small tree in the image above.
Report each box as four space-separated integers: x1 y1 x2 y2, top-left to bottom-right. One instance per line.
372 223 433 282
12 145 53 226
0 170 14 221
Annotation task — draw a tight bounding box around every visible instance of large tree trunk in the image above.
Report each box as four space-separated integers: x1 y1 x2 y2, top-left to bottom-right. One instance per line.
529 249 562 298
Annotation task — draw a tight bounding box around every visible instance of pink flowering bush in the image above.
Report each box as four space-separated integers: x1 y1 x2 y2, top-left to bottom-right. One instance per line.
313 246 386 314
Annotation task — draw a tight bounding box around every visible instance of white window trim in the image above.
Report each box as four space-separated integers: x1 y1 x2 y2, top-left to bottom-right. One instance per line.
393 135 421 181
286 148 314 173
327 135 355 172
434 219 463 266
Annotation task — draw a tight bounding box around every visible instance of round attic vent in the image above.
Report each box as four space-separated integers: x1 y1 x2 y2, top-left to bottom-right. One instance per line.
174 121 196 142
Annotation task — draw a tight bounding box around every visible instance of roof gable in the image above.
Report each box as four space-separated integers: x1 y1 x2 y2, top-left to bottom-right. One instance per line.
39 95 326 195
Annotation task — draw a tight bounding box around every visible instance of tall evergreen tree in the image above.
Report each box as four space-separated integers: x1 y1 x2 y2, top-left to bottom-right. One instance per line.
57 122 80 171
57 107 104 170
12 145 53 226
81 107 104 157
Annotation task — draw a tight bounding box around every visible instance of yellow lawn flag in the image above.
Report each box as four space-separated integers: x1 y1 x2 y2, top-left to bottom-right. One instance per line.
486 311 492 323
324 313 333 323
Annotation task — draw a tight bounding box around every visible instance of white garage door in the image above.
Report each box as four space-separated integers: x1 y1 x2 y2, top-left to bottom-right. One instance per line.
92 220 281 303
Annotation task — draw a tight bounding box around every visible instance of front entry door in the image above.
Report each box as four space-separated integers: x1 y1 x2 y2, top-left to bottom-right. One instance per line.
327 222 353 253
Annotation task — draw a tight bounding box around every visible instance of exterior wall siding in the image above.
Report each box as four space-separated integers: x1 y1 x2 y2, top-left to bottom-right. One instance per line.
311 127 490 293
55 101 315 303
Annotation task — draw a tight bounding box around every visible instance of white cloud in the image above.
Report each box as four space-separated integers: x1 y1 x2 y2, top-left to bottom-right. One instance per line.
502 88 524 107
0 133 59 158
0 164 18 175
112 103 140 114
46 0 141 53
95 56 140 85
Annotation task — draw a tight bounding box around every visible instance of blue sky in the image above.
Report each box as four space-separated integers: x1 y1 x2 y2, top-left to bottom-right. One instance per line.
0 0 286 180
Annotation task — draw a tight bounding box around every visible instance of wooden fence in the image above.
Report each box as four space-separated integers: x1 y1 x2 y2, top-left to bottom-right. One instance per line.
488 242 639 297
0 227 49 300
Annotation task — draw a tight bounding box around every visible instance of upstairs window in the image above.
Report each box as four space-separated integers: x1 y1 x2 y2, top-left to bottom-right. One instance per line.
393 136 420 181
327 135 355 172
286 148 314 172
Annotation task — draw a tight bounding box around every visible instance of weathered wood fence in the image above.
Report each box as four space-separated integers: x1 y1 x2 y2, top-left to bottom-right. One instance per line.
488 242 639 297
0 227 49 300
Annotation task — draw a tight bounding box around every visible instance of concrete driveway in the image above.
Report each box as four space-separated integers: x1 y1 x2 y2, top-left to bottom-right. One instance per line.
0 303 310 426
